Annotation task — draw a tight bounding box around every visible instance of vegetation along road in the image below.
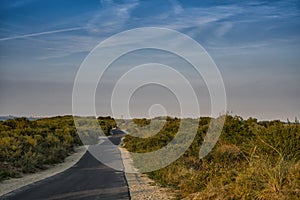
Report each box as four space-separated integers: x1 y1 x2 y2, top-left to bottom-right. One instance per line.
1 133 130 200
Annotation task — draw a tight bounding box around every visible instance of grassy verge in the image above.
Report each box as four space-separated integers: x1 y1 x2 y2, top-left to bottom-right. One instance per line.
122 115 300 199
0 115 116 182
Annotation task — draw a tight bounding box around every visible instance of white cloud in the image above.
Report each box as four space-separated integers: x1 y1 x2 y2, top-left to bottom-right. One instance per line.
169 0 183 14
86 1 139 34
0 27 84 41
215 22 233 37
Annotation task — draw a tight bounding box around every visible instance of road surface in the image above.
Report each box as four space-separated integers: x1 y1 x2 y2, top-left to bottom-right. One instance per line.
1 133 130 200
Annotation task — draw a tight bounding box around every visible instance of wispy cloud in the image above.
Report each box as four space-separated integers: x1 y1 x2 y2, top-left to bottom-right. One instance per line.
130 4 242 33
36 34 99 60
0 27 85 41
169 0 183 14
208 43 269 52
86 0 139 34
215 22 233 37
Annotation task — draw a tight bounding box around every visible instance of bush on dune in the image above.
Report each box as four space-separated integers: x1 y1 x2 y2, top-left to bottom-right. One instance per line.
0 115 119 181
123 115 300 199
0 116 81 181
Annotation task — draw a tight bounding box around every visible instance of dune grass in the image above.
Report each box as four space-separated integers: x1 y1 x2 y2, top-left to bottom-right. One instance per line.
123 115 300 199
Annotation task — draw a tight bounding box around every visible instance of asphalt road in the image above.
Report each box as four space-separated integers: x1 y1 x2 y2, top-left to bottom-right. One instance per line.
1 133 130 200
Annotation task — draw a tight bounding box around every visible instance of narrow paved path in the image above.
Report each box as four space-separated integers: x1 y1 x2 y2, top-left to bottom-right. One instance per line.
1 134 130 200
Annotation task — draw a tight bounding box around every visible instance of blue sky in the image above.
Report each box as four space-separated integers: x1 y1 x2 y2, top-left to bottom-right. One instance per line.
0 0 299 120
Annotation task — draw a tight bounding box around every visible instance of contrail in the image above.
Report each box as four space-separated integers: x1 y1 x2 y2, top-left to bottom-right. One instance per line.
0 27 85 41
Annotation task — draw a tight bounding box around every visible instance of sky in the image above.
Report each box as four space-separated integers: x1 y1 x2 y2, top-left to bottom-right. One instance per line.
0 0 299 121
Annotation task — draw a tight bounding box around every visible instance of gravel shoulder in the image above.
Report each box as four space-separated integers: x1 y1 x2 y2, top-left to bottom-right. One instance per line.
0 146 87 197
119 147 176 200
